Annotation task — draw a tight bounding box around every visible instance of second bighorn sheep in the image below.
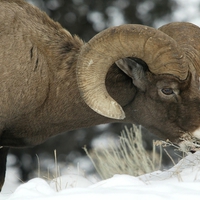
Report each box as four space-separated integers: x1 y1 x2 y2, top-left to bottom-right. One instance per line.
1 0 200 190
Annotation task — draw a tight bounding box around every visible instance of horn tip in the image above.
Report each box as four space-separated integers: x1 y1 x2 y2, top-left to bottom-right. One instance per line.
97 106 126 120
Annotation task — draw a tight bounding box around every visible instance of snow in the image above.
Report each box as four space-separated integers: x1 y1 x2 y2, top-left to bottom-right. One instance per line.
1 152 200 199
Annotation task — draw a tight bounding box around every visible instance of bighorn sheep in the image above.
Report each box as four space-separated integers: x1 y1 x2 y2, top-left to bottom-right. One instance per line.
1 0 200 190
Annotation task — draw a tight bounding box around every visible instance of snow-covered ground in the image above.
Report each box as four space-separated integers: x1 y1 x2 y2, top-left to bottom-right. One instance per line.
1 152 200 199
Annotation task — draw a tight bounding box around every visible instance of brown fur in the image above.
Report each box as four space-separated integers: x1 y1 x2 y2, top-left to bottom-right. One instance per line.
0 1 135 189
1 0 200 191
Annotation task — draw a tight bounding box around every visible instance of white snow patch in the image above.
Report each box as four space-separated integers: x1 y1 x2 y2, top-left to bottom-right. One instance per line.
1 152 200 199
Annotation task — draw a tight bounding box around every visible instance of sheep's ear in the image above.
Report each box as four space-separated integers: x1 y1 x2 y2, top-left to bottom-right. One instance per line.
115 58 147 91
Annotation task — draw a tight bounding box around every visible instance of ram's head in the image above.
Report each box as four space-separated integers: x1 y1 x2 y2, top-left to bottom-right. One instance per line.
77 22 200 152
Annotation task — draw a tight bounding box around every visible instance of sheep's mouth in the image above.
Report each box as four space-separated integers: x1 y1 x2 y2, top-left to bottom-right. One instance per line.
178 135 200 153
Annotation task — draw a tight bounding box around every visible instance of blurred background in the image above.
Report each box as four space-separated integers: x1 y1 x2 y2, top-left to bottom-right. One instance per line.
5 0 200 189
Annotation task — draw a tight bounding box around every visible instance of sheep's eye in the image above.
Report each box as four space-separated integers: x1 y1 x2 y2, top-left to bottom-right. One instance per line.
161 88 174 95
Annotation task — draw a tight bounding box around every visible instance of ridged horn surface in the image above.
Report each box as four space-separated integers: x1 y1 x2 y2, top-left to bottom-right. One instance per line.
76 24 188 119
159 22 200 76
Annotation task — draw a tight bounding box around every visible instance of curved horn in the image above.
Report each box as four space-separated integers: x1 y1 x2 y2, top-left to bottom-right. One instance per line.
159 22 200 77
76 24 188 119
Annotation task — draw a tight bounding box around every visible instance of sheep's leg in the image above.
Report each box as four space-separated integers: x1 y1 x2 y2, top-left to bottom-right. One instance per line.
0 147 9 191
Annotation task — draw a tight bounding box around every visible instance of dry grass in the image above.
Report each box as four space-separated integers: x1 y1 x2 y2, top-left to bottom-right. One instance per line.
84 125 163 179
36 150 62 191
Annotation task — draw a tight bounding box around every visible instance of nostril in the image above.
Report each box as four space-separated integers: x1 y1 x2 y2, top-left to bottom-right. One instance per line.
190 150 196 154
